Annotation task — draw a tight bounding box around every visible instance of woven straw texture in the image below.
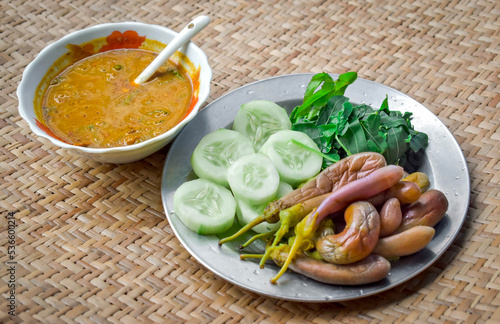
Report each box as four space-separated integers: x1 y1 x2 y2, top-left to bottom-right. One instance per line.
1 0 499 323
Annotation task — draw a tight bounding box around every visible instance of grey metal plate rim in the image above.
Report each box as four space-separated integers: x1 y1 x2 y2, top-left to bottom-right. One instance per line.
161 73 470 302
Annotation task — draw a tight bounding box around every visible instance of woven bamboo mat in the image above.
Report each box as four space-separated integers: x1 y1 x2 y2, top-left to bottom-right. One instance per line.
1 0 499 322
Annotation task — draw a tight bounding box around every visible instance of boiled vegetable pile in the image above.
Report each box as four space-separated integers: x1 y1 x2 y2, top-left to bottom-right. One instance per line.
173 72 449 285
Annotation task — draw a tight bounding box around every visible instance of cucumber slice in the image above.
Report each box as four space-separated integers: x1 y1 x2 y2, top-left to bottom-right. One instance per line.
236 181 294 233
276 180 294 198
233 100 292 151
191 129 255 188
259 130 323 187
173 179 236 235
227 153 280 205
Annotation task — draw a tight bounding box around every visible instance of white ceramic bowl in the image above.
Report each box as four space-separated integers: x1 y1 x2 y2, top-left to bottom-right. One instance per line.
17 22 212 164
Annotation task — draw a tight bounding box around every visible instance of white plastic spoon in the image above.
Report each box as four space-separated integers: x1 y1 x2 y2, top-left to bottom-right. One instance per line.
134 15 210 85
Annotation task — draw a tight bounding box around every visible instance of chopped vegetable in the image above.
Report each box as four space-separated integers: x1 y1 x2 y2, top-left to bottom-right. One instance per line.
259 130 323 187
290 72 428 168
227 153 280 205
233 100 292 150
191 129 255 188
173 179 236 235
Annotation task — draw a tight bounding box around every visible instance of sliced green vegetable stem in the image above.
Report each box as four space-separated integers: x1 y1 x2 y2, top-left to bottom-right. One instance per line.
291 139 339 163
334 134 352 156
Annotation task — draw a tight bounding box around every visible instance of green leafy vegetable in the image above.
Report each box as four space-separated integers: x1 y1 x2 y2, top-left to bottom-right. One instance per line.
290 72 429 168
290 72 357 123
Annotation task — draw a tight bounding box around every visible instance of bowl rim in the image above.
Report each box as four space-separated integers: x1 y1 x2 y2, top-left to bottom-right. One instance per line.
17 21 212 153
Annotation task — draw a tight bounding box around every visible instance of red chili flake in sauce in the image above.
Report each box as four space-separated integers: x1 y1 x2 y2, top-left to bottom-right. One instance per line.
99 30 146 52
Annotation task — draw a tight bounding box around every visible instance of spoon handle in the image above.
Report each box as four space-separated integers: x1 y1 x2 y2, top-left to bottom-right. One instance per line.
134 15 210 84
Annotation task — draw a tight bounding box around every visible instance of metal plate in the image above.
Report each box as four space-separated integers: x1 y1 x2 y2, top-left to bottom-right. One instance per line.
161 74 470 302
